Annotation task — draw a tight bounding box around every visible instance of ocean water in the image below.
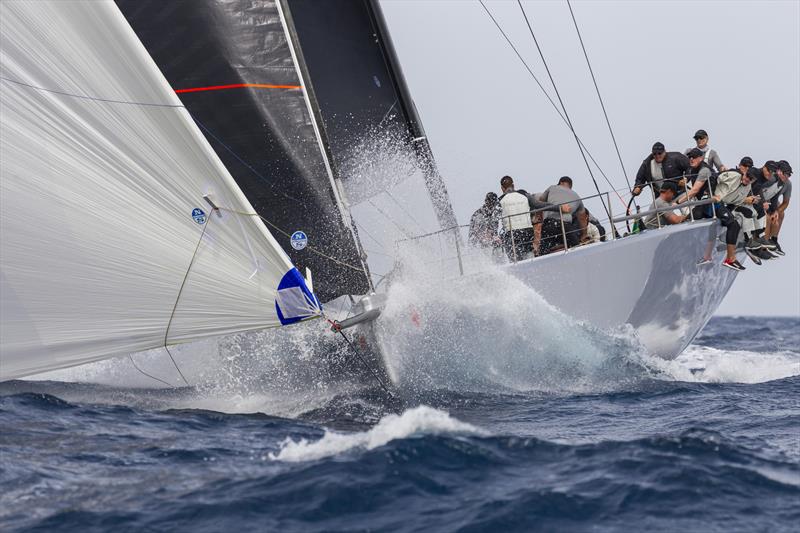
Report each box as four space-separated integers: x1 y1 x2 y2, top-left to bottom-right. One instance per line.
1 316 798 532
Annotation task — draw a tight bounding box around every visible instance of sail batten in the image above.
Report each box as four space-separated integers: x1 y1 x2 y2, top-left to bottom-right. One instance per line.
0 0 318 380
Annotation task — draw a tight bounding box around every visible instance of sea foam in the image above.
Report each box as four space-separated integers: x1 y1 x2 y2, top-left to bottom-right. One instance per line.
269 405 485 462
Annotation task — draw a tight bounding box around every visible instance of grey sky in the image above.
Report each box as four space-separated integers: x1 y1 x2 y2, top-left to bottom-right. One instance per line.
380 0 800 316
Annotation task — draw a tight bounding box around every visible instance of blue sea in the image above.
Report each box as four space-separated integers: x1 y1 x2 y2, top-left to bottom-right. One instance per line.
1 316 798 532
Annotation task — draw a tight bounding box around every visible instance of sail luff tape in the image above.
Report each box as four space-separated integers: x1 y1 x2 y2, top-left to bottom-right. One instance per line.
203 194 222 217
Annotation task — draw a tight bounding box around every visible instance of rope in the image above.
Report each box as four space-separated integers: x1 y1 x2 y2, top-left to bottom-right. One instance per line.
0 76 185 108
129 355 175 387
515 0 612 224
566 0 632 192
215 206 371 275
162 210 217 387
326 317 394 397
477 1 627 209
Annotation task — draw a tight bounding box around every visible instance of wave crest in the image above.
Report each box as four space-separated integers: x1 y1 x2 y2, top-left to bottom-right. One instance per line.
270 405 485 462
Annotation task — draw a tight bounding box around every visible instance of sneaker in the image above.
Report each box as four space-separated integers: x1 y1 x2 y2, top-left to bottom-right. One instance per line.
766 248 782 258
696 257 713 266
723 258 746 271
771 239 785 256
744 247 762 265
757 236 776 250
756 249 774 261
745 238 762 251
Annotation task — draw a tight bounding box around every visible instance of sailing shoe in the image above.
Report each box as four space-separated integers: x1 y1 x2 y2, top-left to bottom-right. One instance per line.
723 258 746 271
756 249 774 261
745 238 762 251
771 238 786 256
757 236 776 250
744 247 763 265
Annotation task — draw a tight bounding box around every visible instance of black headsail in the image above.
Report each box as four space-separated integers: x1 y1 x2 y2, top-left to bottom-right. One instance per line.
280 0 458 232
116 0 371 302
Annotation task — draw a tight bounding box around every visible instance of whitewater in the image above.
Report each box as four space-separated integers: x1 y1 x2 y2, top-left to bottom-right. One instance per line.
1 264 798 532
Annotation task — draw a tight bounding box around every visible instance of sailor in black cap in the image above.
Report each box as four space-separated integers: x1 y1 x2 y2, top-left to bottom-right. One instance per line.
632 142 691 197
685 129 726 172
643 181 687 229
677 147 717 216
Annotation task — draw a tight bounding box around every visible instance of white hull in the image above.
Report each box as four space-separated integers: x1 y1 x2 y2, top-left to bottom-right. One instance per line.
350 220 739 382
499 220 738 359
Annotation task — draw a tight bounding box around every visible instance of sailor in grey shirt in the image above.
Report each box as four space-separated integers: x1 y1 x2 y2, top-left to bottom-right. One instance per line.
679 148 718 204
645 182 686 229
685 129 726 172
538 180 583 225
537 176 584 253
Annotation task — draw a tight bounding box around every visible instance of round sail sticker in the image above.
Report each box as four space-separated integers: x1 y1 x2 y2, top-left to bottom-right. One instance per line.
191 208 206 224
290 231 308 250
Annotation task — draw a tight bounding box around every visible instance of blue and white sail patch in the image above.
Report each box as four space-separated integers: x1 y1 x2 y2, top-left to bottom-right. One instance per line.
191 208 206 225
290 231 308 250
275 267 321 325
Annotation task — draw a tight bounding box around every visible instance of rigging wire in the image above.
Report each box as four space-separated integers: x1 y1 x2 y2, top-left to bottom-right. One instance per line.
477 1 627 209
367 198 415 239
383 189 428 234
566 0 632 192
326 318 394 397
515 0 611 222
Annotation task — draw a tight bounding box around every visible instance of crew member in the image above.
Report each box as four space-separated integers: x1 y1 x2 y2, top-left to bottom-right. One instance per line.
766 160 792 256
537 176 583 255
744 163 778 259
633 142 691 197
468 192 501 249
677 147 717 218
713 167 759 271
644 181 687 229
498 176 536 260
685 129 726 172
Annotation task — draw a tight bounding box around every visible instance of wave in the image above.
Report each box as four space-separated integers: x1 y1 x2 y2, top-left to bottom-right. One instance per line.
270 405 485 462
643 344 800 384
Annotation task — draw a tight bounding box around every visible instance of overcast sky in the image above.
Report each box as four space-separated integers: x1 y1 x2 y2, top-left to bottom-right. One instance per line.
380 0 800 316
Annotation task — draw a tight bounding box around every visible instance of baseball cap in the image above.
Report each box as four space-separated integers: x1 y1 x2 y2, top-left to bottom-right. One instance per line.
660 181 678 193
765 160 779 172
739 156 754 168
778 160 793 175
652 142 665 155
693 129 708 139
687 148 704 159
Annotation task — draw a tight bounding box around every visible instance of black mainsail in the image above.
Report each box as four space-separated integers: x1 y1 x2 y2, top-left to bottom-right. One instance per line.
281 0 458 231
116 0 371 302
117 0 457 301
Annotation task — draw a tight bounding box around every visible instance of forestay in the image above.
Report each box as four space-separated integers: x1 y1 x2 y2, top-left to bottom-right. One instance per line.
0 0 319 380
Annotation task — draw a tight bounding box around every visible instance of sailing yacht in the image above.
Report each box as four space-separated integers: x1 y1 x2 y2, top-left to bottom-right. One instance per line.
112 0 742 369
0 0 742 384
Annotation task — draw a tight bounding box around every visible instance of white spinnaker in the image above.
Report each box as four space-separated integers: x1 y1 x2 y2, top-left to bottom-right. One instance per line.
0 0 318 380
